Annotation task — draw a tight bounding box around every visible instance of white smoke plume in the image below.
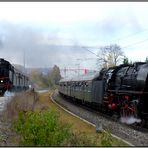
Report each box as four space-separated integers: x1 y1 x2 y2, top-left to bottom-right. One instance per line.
120 116 141 125
4 90 15 97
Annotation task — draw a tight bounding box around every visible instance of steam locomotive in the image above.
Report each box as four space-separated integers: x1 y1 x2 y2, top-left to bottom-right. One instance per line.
0 58 30 95
58 62 148 125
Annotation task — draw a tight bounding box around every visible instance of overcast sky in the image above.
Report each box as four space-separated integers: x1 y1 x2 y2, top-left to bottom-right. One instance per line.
0 2 148 72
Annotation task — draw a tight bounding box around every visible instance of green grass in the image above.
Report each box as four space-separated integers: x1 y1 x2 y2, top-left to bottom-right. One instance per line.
100 130 113 146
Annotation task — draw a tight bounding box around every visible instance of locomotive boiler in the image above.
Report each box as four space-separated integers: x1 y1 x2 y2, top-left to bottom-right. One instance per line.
58 62 148 124
104 62 148 120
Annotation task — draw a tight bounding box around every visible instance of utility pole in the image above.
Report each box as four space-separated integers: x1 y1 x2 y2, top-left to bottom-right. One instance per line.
64 67 66 78
75 63 80 77
23 49 26 74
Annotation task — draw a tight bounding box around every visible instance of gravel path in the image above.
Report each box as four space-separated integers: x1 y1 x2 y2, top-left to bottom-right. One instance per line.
0 96 17 146
53 91 148 146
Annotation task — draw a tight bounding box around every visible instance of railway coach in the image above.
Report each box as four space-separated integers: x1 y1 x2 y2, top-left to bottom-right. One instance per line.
59 72 105 107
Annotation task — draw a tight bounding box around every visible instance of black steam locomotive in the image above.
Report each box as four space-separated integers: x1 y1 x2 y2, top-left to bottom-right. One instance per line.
0 58 30 95
58 62 148 125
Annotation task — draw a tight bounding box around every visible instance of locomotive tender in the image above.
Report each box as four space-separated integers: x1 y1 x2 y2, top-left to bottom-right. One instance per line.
58 62 148 123
0 58 30 95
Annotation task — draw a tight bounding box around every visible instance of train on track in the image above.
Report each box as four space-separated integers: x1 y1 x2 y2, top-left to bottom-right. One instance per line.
0 58 30 95
58 62 148 125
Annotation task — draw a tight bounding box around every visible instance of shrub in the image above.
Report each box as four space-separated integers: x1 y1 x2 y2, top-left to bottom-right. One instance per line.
3 90 38 122
12 109 100 146
13 109 72 146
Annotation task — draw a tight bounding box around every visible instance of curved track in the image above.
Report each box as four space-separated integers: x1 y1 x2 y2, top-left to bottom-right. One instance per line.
52 90 148 146
51 90 136 146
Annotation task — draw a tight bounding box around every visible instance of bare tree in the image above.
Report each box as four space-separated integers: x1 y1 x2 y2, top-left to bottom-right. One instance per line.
97 44 124 68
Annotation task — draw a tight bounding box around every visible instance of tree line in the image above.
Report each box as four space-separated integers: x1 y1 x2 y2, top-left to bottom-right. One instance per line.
29 65 61 90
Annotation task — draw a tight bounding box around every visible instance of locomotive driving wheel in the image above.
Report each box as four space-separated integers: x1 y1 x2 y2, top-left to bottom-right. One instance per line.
120 99 142 125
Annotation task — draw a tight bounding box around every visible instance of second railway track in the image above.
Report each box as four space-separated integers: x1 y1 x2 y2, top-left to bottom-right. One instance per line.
52 90 148 146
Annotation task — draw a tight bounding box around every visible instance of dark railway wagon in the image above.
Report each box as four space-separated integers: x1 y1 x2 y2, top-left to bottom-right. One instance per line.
59 72 105 105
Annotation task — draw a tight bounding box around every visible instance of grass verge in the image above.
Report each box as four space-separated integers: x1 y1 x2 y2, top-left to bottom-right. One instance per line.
1 90 129 146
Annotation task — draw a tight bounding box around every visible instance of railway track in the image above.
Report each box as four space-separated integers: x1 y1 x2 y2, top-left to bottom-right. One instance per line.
67 96 148 133
57 92 148 133
0 96 12 112
52 90 148 146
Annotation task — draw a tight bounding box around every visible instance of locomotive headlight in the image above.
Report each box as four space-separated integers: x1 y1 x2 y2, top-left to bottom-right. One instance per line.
0 80 3 83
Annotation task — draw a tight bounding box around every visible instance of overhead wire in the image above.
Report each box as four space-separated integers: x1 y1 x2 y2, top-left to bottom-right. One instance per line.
81 28 148 56
122 38 148 49
76 26 148 58
112 27 148 43
81 46 99 57
112 27 148 49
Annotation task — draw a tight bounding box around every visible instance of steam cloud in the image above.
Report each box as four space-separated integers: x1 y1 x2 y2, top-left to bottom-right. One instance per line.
0 21 95 69
120 116 141 125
